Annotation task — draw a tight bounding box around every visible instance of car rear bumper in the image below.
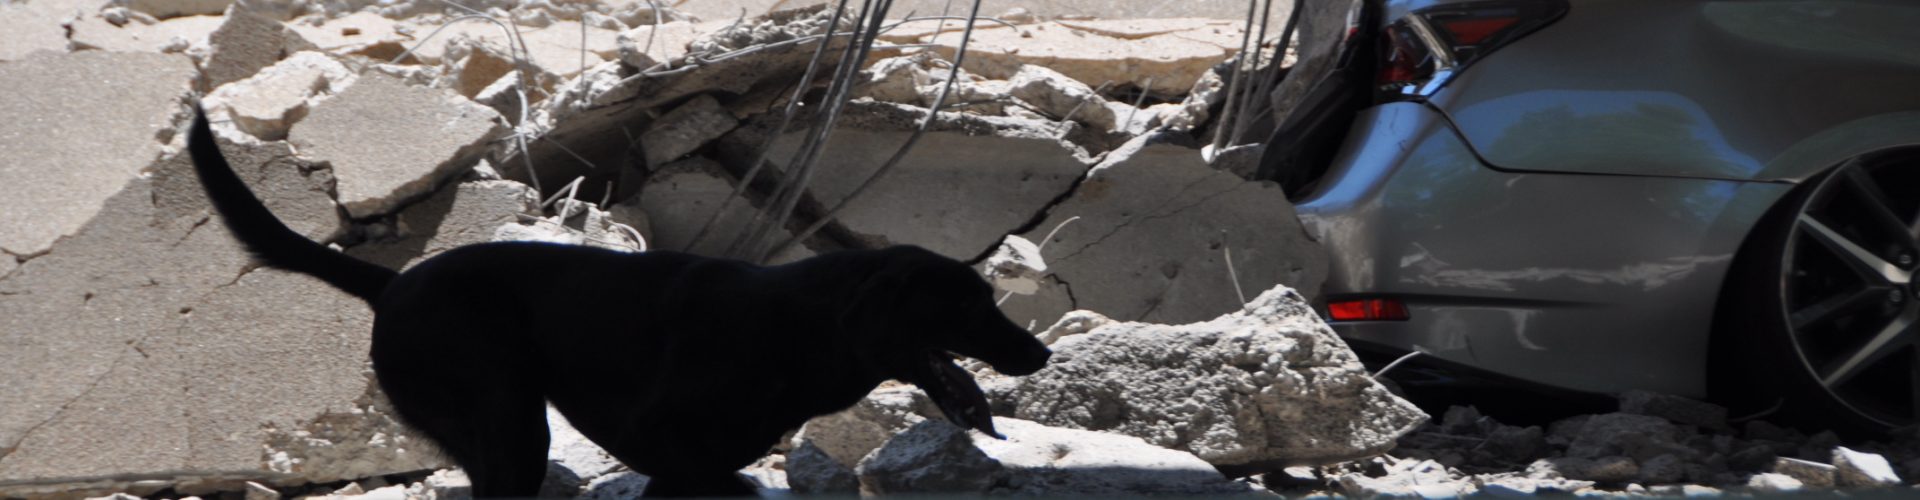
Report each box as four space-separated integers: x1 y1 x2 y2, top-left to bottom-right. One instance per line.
1295 102 1794 398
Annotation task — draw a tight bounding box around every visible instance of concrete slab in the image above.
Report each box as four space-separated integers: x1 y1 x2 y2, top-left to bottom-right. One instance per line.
0 51 197 258
288 73 506 218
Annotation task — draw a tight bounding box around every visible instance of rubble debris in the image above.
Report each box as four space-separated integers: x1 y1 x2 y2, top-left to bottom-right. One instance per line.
67 12 223 53
1772 457 1837 488
919 20 1247 96
203 51 357 142
1012 284 1425 467
1619 390 1729 430
730 101 1089 258
786 440 859 494
202 6 318 89
857 418 1250 495
1336 458 1472 497
494 201 645 252
288 73 506 218
641 94 738 168
1834 446 1901 487
623 157 816 263
399 20 621 81
0 51 196 259
349 179 540 269
1563 413 1690 461
1007 64 1119 132
1746 472 1804 493
1004 132 1327 327
1033 310 1112 346
579 472 649 499
982 235 1046 295
615 20 704 69
285 12 400 54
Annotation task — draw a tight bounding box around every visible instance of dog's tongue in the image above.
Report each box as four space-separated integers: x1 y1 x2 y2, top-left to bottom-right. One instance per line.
920 352 1004 439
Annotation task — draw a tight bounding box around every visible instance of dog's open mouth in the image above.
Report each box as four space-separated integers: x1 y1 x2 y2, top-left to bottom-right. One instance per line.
915 351 1003 439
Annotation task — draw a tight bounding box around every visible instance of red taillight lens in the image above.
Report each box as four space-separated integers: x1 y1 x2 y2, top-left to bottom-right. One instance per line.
1375 0 1567 101
1436 17 1518 45
1327 298 1411 322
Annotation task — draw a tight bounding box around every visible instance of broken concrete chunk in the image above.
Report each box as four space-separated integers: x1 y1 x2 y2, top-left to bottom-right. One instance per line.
1833 447 1900 488
625 156 816 263
0 51 195 258
66 12 223 53
286 12 399 54
1033 310 1112 346
736 101 1088 259
474 70 530 123
204 51 356 142
786 440 860 495
1004 132 1327 327
1746 472 1803 493
982 235 1045 295
1012 284 1425 468
203 6 318 89
1008 63 1117 130
349 179 540 269
494 202 645 253
289 73 506 218
440 33 534 98
857 418 1249 496
615 20 701 69
642 94 737 168
793 385 939 471
924 21 1239 96
1054 18 1221 40
403 20 620 81
1771 457 1836 488
856 54 938 105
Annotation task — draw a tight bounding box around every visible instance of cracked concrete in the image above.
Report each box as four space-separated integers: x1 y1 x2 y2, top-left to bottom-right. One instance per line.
0 51 197 260
1002 131 1326 327
723 101 1090 259
0 135 384 491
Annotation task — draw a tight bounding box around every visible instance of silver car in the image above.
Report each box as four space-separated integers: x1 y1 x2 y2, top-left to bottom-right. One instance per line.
1259 0 1920 431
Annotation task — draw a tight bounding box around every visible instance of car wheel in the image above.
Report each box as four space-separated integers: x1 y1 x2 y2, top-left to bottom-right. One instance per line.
1715 155 1920 434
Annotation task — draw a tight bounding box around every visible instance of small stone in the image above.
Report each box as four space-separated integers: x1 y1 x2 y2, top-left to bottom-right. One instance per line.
1440 406 1484 435
579 471 649 500
423 469 472 498
1681 484 1721 497
1747 472 1803 493
1486 425 1549 462
855 420 1002 494
1800 430 1841 461
982 235 1047 295
1833 446 1901 488
334 482 365 496
1771 457 1836 488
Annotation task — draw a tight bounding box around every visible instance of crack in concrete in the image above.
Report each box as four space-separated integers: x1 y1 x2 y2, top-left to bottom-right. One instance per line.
1055 173 1226 263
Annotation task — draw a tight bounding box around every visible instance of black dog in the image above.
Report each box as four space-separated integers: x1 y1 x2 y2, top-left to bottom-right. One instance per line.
187 108 1052 497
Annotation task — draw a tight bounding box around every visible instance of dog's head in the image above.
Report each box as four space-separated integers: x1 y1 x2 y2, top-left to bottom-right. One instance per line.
841 246 1052 438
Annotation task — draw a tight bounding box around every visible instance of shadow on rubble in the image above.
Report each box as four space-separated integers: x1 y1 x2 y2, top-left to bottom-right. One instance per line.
1349 340 1616 427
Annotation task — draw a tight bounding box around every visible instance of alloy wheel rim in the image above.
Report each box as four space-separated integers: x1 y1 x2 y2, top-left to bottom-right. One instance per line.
1780 159 1920 426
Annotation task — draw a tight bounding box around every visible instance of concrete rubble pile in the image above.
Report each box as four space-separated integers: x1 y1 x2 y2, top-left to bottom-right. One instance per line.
2 0 1362 497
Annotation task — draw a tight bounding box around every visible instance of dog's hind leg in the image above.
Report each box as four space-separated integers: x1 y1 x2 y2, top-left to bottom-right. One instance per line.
372 323 551 497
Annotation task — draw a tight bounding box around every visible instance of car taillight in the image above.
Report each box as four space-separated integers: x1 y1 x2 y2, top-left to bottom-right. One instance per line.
1376 0 1568 101
1327 298 1411 322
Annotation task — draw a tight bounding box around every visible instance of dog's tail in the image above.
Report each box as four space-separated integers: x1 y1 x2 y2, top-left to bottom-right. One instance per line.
188 105 396 304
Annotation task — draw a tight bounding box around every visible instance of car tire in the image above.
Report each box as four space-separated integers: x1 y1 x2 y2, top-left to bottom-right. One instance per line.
1712 154 1920 435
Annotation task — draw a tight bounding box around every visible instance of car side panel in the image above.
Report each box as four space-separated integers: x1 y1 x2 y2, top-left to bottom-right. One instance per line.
1297 103 1792 397
1432 0 1920 181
